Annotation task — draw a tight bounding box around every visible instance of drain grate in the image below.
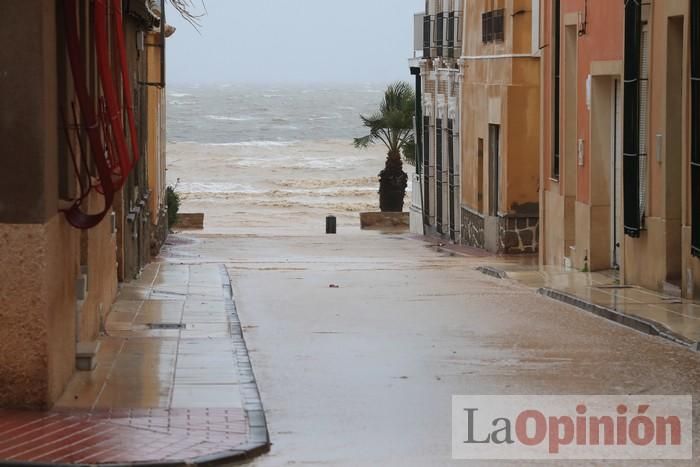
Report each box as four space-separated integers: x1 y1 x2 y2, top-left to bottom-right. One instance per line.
147 323 185 330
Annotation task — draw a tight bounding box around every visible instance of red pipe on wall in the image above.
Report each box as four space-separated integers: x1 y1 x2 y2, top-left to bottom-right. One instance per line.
63 0 115 229
111 0 140 167
94 0 132 185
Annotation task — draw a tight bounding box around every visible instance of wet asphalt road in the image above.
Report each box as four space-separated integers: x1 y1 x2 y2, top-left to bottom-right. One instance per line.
175 232 700 467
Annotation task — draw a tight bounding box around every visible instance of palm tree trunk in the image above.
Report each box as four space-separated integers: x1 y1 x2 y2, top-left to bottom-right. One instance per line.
379 149 408 212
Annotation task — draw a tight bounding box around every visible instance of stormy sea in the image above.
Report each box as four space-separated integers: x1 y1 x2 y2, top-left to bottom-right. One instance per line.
166 83 413 234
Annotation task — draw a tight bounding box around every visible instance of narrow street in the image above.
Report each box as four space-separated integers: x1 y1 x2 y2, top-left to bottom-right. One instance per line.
161 231 700 467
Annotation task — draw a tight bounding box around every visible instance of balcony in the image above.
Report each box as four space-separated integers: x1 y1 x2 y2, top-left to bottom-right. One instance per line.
413 10 462 60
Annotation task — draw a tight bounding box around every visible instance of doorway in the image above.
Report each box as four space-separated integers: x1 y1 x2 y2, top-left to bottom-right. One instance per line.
613 79 623 269
589 76 622 271
563 24 578 263
665 16 684 287
488 124 500 217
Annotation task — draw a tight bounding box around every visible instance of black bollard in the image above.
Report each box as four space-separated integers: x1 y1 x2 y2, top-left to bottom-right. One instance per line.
326 215 336 234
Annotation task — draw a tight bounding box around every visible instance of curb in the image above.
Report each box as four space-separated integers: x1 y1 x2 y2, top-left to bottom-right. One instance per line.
0 268 271 467
537 287 698 351
475 266 508 279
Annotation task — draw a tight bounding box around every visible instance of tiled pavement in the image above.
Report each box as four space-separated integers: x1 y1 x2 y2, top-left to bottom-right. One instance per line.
0 263 268 466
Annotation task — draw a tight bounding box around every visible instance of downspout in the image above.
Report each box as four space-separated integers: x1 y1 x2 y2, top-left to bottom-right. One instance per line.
161 0 166 87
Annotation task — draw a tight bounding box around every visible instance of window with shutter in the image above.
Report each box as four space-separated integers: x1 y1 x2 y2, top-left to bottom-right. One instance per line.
482 9 504 44
482 11 492 43
493 9 505 42
436 118 444 232
436 12 444 57
623 0 642 237
423 14 432 58
447 12 455 58
423 116 431 219
692 0 700 256
447 119 456 240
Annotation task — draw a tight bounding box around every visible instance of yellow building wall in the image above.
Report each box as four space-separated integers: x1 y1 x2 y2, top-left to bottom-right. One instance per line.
460 1 539 215
145 32 169 254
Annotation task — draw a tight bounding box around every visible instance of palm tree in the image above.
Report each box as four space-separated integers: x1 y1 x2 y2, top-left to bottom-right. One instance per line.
354 82 416 212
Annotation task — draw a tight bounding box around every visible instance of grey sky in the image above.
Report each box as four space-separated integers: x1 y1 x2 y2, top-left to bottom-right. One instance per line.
165 0 424 85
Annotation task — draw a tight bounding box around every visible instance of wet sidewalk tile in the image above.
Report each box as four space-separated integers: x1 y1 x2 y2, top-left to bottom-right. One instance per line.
482 261 700 349
0 262 268 465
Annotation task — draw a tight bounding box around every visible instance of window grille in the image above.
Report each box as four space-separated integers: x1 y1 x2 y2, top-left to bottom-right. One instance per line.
482 9 504 43
492 9 505 42
482 11 493 43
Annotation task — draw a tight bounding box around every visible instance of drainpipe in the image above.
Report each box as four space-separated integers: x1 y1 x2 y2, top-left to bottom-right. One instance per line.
160 0 166 87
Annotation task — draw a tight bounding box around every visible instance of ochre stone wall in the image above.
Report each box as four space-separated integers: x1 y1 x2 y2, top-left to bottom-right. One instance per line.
0 216 79 409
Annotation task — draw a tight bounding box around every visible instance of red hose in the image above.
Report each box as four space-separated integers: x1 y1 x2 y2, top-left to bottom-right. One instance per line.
94 0 131 185
111 0 140 167
63 0 115 229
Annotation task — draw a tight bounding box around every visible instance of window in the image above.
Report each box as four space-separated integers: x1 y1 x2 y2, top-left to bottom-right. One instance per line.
489 124 500 217
436 118 444 232
423 116 431 219
482 9 505 43
623 0 649 237
692 0 700 256
552 0 561 180
478 138 485 213
447 12 456 58
423 14 432 58
482 11 492 43
447 119 456 240
436 11 444 57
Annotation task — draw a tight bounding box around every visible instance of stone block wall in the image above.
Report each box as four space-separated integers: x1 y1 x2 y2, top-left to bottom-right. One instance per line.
499 216 539 254
462 206 539 254
461 207 485 249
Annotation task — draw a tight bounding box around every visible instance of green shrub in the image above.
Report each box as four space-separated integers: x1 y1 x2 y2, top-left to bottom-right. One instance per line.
166 185 181 228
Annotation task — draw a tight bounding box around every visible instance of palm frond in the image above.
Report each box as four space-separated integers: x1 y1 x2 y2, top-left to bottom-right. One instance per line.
354 81 416 155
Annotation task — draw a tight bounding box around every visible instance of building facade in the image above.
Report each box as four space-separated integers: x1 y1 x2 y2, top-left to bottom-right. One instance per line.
619 0 700 297
540 1 625 272
539 0 700 298
0 0 171 409
410 0 464 242
459 0 541 254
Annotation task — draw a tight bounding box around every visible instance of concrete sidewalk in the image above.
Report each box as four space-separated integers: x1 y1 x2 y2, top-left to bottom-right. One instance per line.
0 262 268 466
473 259 700 350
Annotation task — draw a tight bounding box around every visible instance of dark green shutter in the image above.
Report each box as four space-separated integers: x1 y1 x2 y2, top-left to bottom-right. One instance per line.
692 0 700 255
623 0 642 237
